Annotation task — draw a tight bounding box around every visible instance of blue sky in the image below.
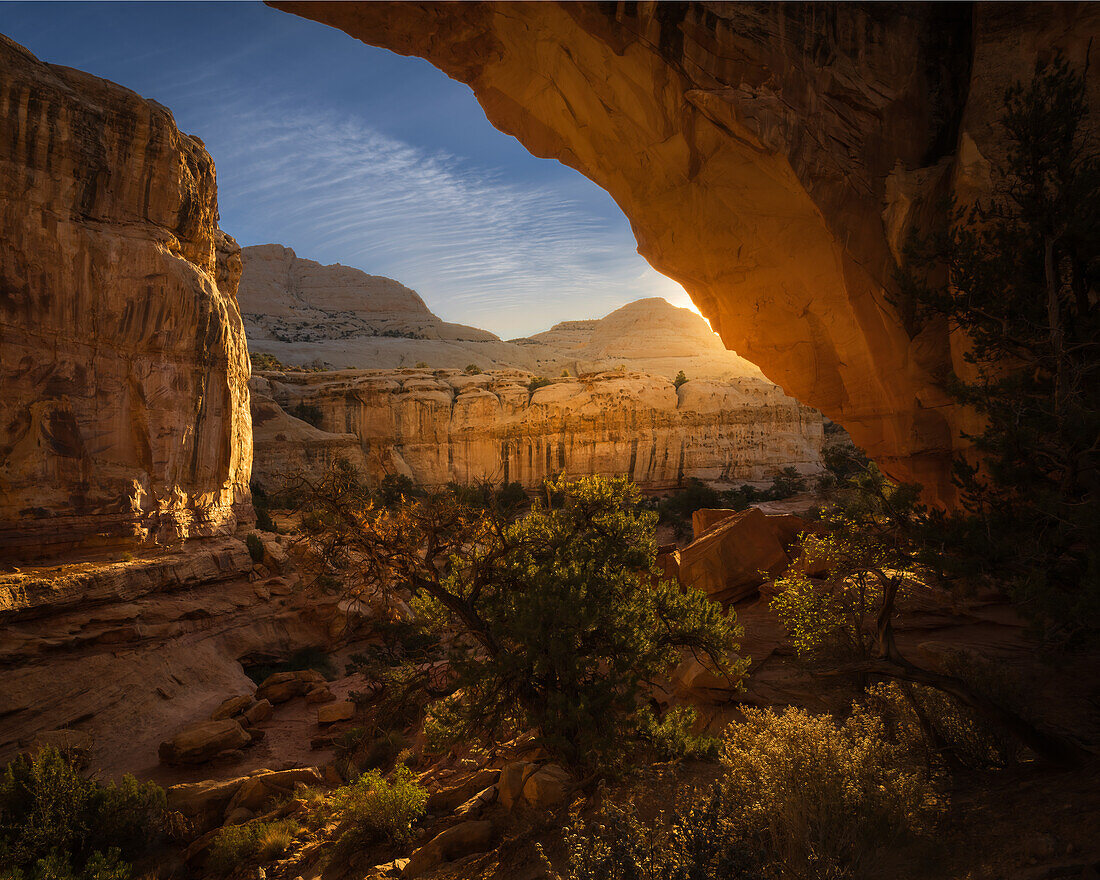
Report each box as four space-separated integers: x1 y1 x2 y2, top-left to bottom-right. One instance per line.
1 1 696 337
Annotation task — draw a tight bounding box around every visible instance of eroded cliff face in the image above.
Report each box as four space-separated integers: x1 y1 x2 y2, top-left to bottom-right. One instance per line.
250 368 823 492
0 36 253 557
271 1 1100 504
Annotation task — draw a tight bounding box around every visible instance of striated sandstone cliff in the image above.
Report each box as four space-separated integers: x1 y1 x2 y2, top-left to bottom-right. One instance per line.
271 1 1100 505
0 36 252 557
250 367 823 492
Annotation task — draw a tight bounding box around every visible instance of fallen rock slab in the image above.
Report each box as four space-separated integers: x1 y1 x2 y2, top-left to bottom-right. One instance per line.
158 719 251 766
210 694 253 721
316 700 355 725
678 508 790 603
403 820 494 878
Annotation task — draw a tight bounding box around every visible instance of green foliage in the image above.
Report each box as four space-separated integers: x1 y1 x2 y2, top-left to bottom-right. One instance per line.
527 375 552 393
770 461 922 660
900 54 1100 637
463 363 482 375
719 705 940 879
304 473 741 772
0 748 164 880
415 361 429 369
205 819 300 875
433 475 741 770
250 351 290 372
657 472 808 536
329 767 427 846
289 402 324 428
554 790 763 880
673 370 688 389
637 705 719 761
245 532 265 563
378 473 420 507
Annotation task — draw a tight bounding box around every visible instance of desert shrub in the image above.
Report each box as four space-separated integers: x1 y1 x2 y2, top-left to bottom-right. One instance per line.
377 473 419 507
415 361 428 369
859 670 1026 771
304 473 740 773
245 532 265 563
638 705 719 761
329 767 427 846
205 819 300 875
463 363 482 375
719 705 939 879
289 402 324 428
673 370 689 389
527 376 552 393
554 789 763 880
0 748 164 880
767 466 806 498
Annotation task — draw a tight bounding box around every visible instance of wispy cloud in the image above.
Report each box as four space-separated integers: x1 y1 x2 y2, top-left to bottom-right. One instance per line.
199 95 692 336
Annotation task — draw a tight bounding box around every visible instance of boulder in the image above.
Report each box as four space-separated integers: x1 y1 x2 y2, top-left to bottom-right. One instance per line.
692 509 739 540
158 719 251 766
678 508 790 603
305 685 336 704
256 669 325 704
403 820 494 878
210 694 253 721
497 761 534 810
455 785 498 819
245 699 273 724
167 777 250 832
316 700 356 725
521 764 572 809
671 657 740 702
225 767 324 815
426 767 500 814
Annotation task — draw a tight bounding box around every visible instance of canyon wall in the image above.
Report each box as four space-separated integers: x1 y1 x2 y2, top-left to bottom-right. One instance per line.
251 368 824 492
0 36 252 557
272 1 1100 505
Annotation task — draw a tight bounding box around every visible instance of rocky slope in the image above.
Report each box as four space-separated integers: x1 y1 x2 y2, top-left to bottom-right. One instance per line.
0 35 252 558
238 243 763 380
271 1 1100 505
250 367 823 492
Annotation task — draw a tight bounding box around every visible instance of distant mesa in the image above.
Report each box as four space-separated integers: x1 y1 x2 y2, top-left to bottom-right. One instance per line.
238 243 765 380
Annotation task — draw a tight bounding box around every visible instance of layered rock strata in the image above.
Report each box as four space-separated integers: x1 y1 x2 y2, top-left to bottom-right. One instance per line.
239 243 762 380
0 36 252 558
250 367 824 492
271 1 1100 505
0 537 337 777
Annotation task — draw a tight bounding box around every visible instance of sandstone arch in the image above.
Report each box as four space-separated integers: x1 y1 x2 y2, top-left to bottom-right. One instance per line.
272 1 1100 505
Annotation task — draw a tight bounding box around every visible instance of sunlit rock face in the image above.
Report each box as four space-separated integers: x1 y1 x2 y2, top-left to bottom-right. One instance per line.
0 36 252 557
272 1 1100 505
250 368 823 492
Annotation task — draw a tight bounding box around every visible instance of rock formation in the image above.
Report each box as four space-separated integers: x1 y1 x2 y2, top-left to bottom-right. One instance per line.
270 1 1100 505
0 36 252 558
250 367 823 492
238 243 763 379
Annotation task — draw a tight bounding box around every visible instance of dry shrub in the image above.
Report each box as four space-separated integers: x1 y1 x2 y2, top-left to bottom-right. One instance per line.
205 819 300 875
720 705 940 880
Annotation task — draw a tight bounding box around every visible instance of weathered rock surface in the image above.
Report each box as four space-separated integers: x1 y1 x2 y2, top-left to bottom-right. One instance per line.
159 719 251 766
239 245 762 381
678 508 792 603
0 537 342 778
0 35 252 557
271 1 1100 505
404 820 495 878
251 367 823 491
